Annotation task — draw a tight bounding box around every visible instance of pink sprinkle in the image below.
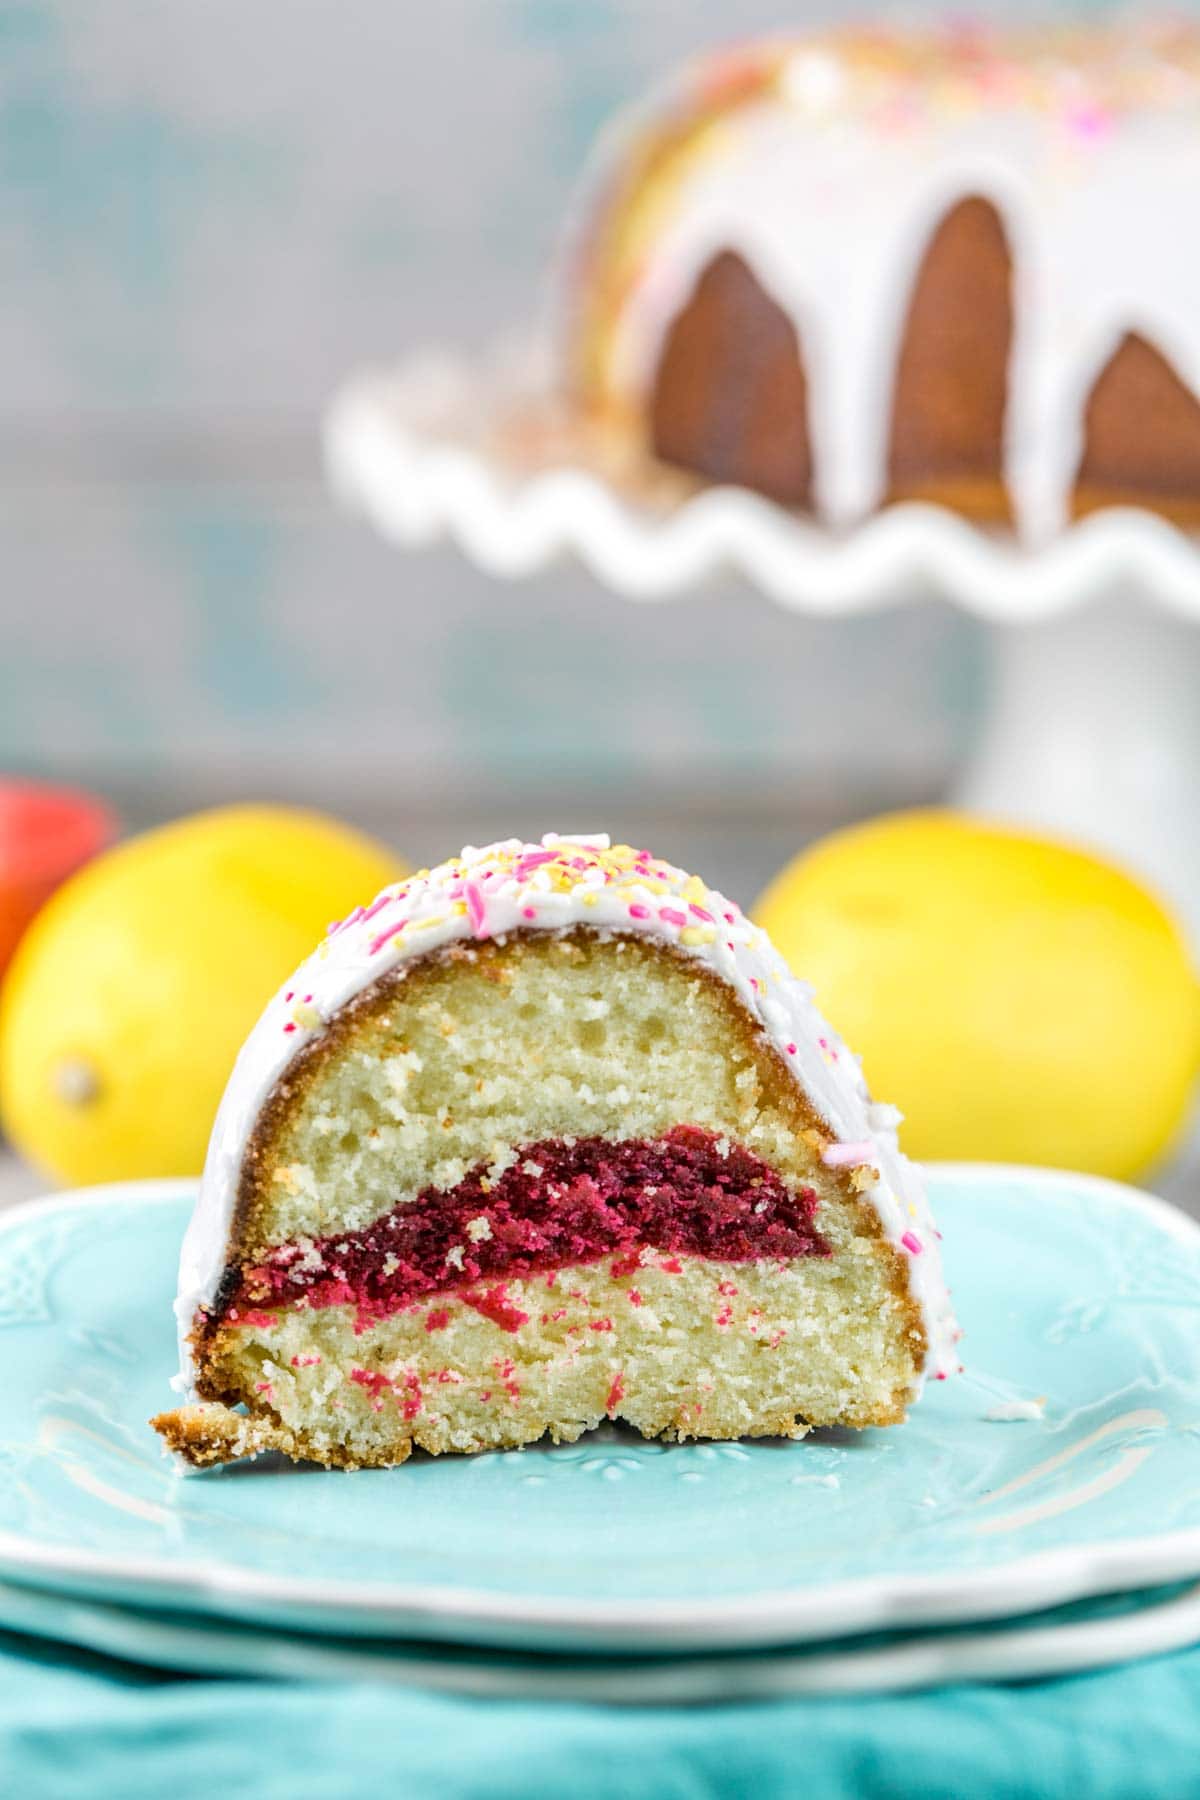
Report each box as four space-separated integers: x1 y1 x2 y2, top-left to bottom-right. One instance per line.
254 1381 274 1398
369 917 407 956
659 907 687 929
283 1022 297 1033
606 1371 626 1413
627 903 651 920
821 1140 876 1168
514 850 558 878
425 1307 451 1332
901 1231 923 1256
723 911 736 924
589 1317 614 1333
465 880 489 938
522 906 537 919
360 893 392 924
689 903 713 921
290 1353 321 1368
284 990 294 1002
1065 97 1111 141
785 1042 797 1055
349 1367 390 1393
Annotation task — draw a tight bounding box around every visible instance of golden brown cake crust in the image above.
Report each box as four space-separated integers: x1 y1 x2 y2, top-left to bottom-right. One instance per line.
651 250 813 508
154 1387 909 1473
886 197 1014 522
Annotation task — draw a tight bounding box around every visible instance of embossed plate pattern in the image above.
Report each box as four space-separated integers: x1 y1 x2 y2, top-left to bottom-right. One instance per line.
0 1167 1198 1651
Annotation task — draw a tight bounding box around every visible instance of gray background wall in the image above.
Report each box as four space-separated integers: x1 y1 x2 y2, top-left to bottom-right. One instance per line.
0 0 1122 883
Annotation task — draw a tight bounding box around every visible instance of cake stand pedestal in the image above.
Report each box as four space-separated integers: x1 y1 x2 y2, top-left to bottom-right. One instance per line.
958 598 1200 934
326 351 1200 939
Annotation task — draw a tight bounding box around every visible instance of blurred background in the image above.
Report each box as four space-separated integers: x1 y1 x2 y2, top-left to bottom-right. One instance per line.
0 0 1026 872
0 0 1196 1208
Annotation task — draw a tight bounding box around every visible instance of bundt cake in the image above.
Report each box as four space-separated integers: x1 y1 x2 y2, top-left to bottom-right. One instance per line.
153 835 959 1469
565 21 1200 538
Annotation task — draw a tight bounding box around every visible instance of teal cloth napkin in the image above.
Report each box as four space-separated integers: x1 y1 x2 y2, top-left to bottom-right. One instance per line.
4 1630 1200 1800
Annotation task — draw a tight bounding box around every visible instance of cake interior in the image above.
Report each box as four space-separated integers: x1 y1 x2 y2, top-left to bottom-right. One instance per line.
155 931 925 1468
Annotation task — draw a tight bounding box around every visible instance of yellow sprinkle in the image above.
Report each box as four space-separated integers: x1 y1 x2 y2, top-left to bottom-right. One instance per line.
452 900 468 916
292 1003 321 1031
581 891 599 908
680 925 717 946
681 875 708 904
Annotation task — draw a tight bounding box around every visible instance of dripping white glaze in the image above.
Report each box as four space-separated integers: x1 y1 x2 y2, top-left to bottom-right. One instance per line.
582 34 1200 541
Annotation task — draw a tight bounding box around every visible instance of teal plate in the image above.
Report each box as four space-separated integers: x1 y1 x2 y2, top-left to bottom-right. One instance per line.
3 1577 1200 1699
1 1167 1198 1652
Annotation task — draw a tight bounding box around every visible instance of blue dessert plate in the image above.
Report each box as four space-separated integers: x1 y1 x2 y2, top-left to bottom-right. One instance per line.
0 1167 1198 1653
3 1577 1199 1699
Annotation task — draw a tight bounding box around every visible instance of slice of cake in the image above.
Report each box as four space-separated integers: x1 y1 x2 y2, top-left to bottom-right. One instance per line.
153 835 958 1469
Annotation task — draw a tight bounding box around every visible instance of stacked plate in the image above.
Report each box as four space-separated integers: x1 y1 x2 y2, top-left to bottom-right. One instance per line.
2 1167 1199 1700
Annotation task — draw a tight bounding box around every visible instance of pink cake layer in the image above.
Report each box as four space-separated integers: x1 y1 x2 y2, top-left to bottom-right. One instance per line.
223 1126 828 1334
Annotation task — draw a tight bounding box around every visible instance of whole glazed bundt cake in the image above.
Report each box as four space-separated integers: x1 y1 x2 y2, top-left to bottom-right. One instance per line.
565 21 1200 538
153 835 959 1470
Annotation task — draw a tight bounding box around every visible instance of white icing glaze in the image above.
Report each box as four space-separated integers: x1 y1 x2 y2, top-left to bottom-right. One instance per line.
175 834 959 1394
584 31 1200 542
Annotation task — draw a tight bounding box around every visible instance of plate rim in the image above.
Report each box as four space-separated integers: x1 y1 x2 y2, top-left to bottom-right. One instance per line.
3 1574 1199 1700
2 1164 1199 1650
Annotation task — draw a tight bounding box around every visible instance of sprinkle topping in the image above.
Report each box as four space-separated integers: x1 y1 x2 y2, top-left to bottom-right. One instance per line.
322 834 748 972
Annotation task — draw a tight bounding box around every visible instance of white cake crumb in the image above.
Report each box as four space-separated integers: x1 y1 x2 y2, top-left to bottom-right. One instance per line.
986 1397 1047 1422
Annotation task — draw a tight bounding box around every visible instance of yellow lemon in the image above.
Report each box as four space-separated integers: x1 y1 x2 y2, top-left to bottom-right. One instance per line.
0 805 406 1185
755 810 1200 1180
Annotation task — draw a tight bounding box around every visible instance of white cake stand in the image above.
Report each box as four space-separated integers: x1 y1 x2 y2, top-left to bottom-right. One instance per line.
326 349 1200 940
